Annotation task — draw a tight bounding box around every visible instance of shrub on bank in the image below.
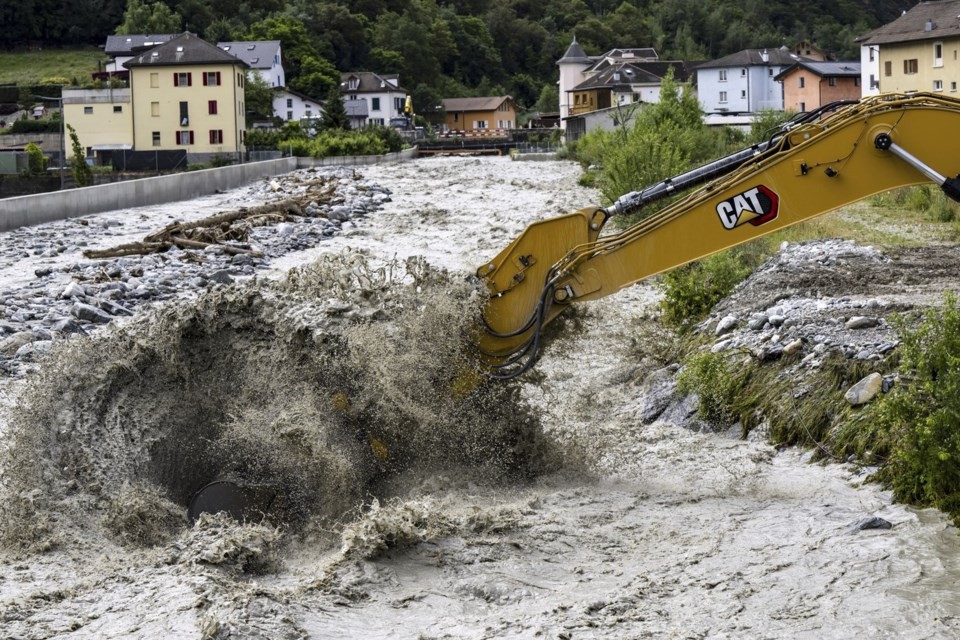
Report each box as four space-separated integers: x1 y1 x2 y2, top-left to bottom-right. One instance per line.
869 294 960 522
273 126 405 159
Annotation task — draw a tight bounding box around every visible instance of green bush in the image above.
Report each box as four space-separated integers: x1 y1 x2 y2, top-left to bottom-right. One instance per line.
658 242 769 330
9 119 59 134
24 142 47 176
871 294 960 522
677 351 746 426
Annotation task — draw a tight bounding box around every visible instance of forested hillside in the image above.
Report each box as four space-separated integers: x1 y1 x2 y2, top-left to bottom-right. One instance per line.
0 0 914 110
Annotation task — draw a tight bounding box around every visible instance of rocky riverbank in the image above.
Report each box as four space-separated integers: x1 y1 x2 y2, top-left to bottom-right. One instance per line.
0 166 391 376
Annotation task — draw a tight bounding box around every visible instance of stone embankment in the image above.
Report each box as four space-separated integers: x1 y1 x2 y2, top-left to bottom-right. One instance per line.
0 167 391 375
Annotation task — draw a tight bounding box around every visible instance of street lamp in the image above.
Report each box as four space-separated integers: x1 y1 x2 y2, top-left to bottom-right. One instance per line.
35 94 65 190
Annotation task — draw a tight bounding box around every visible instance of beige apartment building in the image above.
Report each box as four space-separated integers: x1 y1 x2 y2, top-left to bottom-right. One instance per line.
859 2 960 96
64 32 248 165
125 32 248 158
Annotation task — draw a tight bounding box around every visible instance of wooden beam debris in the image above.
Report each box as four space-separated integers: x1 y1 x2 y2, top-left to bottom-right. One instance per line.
83 173 343 260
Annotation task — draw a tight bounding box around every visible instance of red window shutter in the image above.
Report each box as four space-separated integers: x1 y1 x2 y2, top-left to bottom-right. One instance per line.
208 100 217 115
173 73 179 87
209 130 214 144
216 72 221 86
187 73 192 87
190 131 195 145
202 73 208 86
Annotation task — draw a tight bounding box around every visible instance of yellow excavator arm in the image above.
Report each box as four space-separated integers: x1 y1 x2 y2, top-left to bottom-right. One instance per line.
475 93 960 378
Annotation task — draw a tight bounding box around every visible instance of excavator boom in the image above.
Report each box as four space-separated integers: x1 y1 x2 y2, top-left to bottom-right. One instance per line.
475 93 960 378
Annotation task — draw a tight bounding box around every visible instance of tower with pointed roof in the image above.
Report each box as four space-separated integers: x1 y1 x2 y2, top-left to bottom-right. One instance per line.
557 36 592 127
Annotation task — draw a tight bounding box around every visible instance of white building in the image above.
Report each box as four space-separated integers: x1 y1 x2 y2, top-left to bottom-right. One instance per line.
341 71 408 127
696 47 810 113
102 34 176 75
273 87 323 123
218 41 284 88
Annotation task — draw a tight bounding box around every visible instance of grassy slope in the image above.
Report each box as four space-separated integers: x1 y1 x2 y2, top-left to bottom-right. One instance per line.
0 49 107 86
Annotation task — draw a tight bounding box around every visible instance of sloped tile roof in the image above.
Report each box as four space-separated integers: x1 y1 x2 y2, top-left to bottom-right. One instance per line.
698 47 808 69
441 96 516 112
341 71 407 93
571 61 699 91
774 61 861 81
124 32 248 68
105 34 176 56
858 1 960 45
217 41 281 69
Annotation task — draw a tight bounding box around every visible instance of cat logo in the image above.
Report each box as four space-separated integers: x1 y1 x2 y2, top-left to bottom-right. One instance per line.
715 185 780 230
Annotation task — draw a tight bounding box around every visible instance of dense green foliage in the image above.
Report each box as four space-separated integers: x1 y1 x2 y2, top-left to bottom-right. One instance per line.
24 143 47 175
1 1 912 114
281 125 403 157
8 119 61 134
870 296 960 522
658 243 768 330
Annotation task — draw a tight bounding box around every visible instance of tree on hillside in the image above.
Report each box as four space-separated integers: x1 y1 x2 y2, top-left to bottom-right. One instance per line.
115 0 182 35
321 85 349 132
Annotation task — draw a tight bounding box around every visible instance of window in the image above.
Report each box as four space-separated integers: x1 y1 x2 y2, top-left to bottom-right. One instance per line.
179 101 189 126
113 105 122 113
174 72 192 87
884 61 892 76
371 97 380 111
395 97 403 111
305 110 312 117
152 131 160 147
934 79 944 91
176 130 194 145
203 71 222 86
799 77 805 88
83 106 93 114
741 90 746 98
718 69 727 81
286 110 293 120
741 68 746 77
934 42 944 67
151 102 159 116
870 74 877 89
150 72 159 88
574 95 580 105
869 48 875 62
719 91 728 103
473 120 488 129
952 81 958 92
348 78 358 90
370 117 384 125
828 77 837 87
286 98 293 108
904 59 918 74
209 129 223 144
799 102 806 112
854 77 861 87
236 73 243 87
768 68 774 76
208 100 218 115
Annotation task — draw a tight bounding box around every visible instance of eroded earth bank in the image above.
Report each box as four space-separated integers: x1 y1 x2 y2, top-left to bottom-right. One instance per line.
1 157 959 639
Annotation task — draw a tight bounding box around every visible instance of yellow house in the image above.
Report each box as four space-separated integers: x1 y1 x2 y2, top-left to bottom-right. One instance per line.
861 2 960 95
124 32 248 159
62 88 134 165
441 96 517 131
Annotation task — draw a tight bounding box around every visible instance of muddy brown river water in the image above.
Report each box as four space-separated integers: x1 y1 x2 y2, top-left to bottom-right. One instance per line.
1 157 959 639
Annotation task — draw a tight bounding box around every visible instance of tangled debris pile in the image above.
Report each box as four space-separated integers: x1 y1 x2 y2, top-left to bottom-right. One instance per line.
0 167 390 376
0 251 566 553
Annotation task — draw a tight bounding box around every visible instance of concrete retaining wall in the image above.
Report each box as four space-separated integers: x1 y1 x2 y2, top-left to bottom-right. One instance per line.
0 146 419 232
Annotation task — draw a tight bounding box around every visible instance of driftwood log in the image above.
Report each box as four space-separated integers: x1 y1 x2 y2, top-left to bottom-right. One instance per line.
83 195 315 260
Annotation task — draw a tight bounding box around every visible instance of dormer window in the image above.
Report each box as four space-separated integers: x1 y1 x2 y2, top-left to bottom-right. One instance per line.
176 46 183 52
247 45 256 50
348 78 359 90
251 58 259 64
222 46 231 51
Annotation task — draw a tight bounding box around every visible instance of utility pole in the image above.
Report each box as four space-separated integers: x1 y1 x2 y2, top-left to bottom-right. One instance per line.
36 94 65 190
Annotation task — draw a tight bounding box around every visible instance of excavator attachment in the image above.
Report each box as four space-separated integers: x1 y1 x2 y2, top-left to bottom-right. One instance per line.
474 93 960 379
